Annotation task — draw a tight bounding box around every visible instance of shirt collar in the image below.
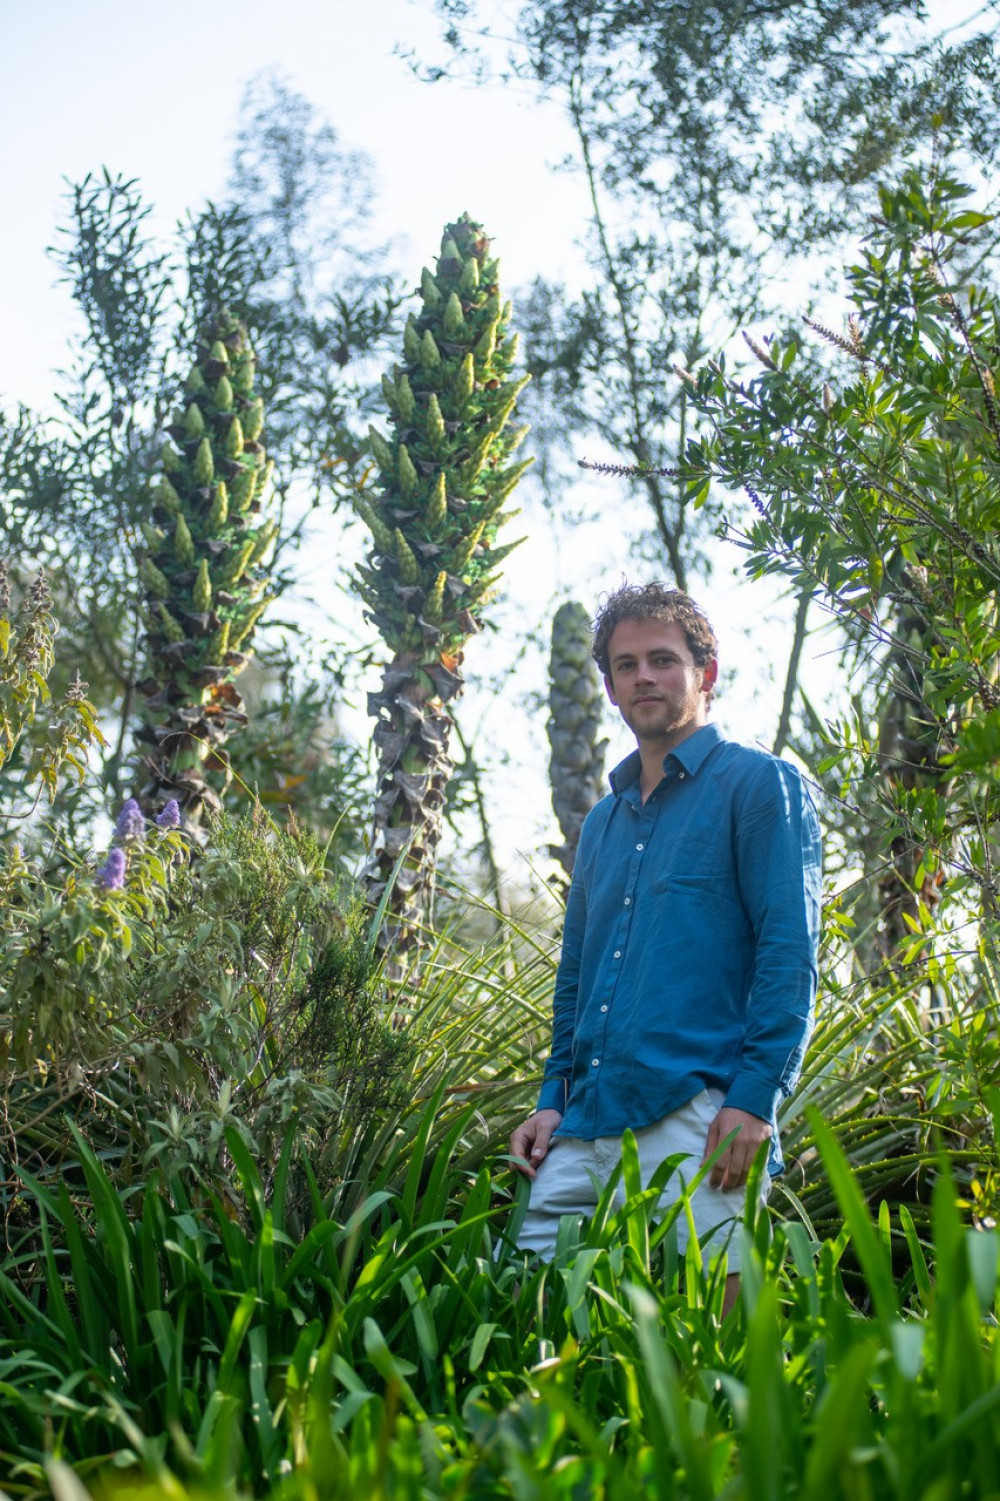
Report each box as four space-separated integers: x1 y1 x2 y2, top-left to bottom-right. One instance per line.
609 722 724 794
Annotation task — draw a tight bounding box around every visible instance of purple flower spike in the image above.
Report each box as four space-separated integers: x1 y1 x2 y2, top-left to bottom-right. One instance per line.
156 799 181 829
115 798 146 841
97 847 127 890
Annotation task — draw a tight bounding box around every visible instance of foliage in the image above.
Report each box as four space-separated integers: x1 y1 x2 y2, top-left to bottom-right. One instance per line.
685 168 1000 968
0 1109 998 1498
0 564 105 814
0 788 412 1230
135 310 277 823
356 213 533 961
421 0 999 591
0 76 399 823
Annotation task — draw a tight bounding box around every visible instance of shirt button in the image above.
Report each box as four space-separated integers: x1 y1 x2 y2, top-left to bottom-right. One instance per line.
678 771 686 780
591 1057 600 1067
624 897 631 906
600 1005 608 1013
636 842 644 851
613 950 621 959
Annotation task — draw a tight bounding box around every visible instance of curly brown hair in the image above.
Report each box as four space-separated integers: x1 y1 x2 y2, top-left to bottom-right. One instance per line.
591 582 718 677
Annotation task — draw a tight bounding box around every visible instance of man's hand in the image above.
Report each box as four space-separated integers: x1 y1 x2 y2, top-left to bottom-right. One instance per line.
702 1106 771 1191
510 1109 563 1179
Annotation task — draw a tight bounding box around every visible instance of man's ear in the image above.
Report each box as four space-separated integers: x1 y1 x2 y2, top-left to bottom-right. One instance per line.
701 658 719 693
604 673 619 707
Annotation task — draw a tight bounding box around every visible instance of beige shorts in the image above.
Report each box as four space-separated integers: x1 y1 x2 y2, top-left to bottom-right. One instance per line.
517 1088 768 1271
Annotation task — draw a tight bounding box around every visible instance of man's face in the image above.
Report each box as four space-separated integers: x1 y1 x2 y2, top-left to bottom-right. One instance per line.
604 618 717 750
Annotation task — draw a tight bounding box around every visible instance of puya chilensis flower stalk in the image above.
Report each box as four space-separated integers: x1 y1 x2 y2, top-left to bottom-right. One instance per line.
134 310 275 823
547 601 607 878
356 214 532 965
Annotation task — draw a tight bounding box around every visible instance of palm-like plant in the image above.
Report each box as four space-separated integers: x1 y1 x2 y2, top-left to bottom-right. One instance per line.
356 214 532 964
134 310 275 823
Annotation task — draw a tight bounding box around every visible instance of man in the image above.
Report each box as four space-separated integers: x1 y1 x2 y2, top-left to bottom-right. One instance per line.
512 583 821 1312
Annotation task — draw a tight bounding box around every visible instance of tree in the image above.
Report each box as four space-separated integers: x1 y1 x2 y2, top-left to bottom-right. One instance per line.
418 1 999 756
0 77 400 830
684 166 1000 979
356 215 532 968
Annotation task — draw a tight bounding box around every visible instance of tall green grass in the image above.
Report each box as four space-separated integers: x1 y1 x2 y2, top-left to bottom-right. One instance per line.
1 1102 997 1500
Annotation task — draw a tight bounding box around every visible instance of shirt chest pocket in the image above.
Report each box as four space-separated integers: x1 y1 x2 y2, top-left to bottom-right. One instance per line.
649 821 726 888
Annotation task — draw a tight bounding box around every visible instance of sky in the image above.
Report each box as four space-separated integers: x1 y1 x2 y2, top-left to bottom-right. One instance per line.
2 0 975 881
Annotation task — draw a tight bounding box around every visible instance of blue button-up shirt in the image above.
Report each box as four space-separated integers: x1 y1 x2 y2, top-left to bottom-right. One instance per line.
537 723 822 1173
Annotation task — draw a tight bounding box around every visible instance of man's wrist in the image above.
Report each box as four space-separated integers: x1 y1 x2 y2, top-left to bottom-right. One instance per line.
723 1071 782 1124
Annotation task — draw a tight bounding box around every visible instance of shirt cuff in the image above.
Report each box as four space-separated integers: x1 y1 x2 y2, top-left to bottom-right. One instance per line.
537 1077 567 1115
723 1071 782 1123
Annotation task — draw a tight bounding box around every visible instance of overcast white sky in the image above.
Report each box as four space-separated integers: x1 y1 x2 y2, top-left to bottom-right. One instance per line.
3 0 985 877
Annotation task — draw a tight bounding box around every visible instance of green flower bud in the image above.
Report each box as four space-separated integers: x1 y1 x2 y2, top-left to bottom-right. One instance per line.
452 353 475 408
460 430 494 486
463 571 500 608
394 528 420 585
426 472 447 531
451 521 485 573
161 441 182 473
208 482 229 529
443 291 465 340
225 416 245 460
208 619 230 662
459 256 480 294
440 237 462 266
174 514 195 568
243 396 264 442
185 366 207 396
493 456 535 502
403 316 421 363
474 319 497 367
421 267 442 308
193 557 212 612
221 540 254 589
141 557 171 600
356 498 394 556
397 373 416 423
232 355 254 396
184 403 205 441
156 602 186 643
231 467 255 513
420 330 442 370
230 599 268 649
398 445 419 497
192 438 214 487
155 478 181 515
254 458 274 503
215 375 234 412
209 340 230 365
425 393 446 448
483 535 524 568
381 372 399 413
423 570 447 623
141 522 166 554
249 518 278 567
369 425 395 474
